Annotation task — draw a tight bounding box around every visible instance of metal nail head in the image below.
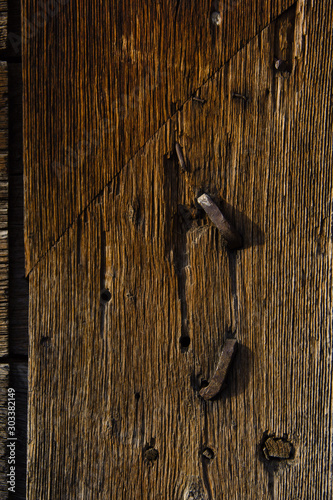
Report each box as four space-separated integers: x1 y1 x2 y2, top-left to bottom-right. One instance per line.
211 11 222 26
197 194 243 250
175 142 187 171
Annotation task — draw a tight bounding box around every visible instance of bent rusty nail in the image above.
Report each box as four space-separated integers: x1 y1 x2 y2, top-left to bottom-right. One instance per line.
192 96 206 104
197 194 243 249
232 92 248 102
199 339 237 400
175 142 186 171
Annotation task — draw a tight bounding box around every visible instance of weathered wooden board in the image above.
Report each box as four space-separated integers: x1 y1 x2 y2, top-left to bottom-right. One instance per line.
22 0 296 273
27 1 333 497
0 0 7 51
0 61 8 358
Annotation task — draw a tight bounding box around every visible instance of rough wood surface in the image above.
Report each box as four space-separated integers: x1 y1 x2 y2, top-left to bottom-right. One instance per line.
0 61 8 358
27 1 333 497
0 0 7 51
22 0 296 273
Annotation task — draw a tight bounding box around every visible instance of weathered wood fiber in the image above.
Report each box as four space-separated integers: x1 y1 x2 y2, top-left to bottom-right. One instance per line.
0 0 7 51
27 1 333 497
0 364 9 499
22 0 296 273
0 61 8 358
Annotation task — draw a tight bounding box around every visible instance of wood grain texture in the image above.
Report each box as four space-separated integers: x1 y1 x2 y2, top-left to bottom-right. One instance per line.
0 61 8 358
0 0 7 51
22 0 296 274
27 1 333 497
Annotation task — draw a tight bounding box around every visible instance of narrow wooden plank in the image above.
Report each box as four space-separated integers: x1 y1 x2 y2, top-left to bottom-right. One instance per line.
22 0 296 273
0 364 9 498
0 61 8 358
0 0 7 51
27 1 333 497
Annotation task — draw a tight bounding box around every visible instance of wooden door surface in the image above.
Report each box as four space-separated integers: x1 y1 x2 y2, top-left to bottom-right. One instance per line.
23 1 332 498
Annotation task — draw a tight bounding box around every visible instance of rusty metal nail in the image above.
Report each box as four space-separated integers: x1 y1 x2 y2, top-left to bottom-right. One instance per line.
202 447 215 460
274 59 287 70
175 142 186 171
232 92 248 102
192 96 206 104
199 339 237 400
197 194 243 249
211 11 222 25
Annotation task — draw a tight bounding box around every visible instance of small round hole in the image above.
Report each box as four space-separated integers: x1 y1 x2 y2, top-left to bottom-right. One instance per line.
179 336 190 350
101 289 111 303
135 392 140 400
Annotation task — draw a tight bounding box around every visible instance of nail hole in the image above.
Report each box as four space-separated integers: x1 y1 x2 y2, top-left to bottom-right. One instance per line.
135 392 140 400
101 289 111 303
40 336 51 347
180 336 190 351
143 447 159 463
202 447 215 460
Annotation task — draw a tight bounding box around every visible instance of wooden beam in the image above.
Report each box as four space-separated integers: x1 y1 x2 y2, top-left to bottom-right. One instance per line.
27 1 333 496
0 59 8 357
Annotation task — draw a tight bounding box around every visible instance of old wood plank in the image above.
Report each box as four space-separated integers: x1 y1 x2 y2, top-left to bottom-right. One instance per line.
0 0 7 51
22 0 296 273
27 1 333 497
0 61 8 358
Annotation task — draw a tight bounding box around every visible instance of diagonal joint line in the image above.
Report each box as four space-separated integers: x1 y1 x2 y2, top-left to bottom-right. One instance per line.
26 1 298 276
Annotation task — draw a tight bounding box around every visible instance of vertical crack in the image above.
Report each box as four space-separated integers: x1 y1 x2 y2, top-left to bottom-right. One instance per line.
100 228 106 339
228 251 239 332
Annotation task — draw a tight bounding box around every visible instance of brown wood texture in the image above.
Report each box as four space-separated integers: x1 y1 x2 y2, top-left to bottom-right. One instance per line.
22 0 296 273
0 61 8 358
27 1 333 497
0 1 7 51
